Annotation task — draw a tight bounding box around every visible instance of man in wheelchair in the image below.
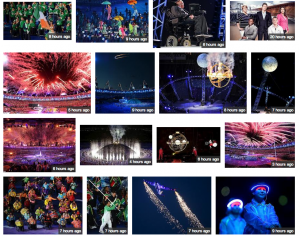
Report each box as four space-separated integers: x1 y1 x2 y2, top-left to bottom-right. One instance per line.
166 0 210 46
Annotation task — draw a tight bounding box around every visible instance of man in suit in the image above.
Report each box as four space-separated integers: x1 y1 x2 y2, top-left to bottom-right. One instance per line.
256 3 272 40
241 18 258 40
171 0 207 35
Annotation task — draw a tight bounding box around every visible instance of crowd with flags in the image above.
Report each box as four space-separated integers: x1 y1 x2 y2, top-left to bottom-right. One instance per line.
3 2 72 40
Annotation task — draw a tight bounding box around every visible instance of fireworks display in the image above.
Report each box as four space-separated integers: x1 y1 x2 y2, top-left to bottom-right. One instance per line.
144 182 185 234
175 191 204 229
225 122 295 147
4 119 75 147
3 53 91 96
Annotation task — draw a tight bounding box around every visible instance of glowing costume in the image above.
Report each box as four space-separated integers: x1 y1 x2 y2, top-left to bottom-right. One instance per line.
243 199 280 234
220 214 246 234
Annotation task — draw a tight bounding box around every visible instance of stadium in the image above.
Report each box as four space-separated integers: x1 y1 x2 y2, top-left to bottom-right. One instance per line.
3 53 91 114
225 122 295 168
159 53 246 113
3 118 76 172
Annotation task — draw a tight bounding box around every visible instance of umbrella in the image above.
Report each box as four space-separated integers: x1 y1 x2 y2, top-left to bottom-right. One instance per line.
21 207 29 215
114 16 124 21
128 0 137 5
102 1 111 5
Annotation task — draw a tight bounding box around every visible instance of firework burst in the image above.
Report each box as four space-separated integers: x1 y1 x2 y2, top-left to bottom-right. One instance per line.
144 182 185 234
3 53 91 96
175 191 204 229
225 122 295 147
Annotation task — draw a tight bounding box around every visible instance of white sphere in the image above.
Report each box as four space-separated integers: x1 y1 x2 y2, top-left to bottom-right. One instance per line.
197 54 208 68
262 56 278 72
175 140 180 145
169 135 173 139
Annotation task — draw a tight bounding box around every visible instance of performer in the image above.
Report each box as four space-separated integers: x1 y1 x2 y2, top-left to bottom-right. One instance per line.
219 199 246 234
243 184 281 234
256 3 272 40
106 5 112 20
158 148 164 161
192 147 197 157
99 200 119 233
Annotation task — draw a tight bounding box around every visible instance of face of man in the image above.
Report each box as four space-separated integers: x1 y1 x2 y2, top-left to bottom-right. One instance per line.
248 19 254 26
253 186 267 200
272 17 278 26
177 0 184 9
230 203 242 214
262 4 267 11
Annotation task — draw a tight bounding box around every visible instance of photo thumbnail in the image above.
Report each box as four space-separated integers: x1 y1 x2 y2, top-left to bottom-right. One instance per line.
95 53 154 114
230 1 295 41
251 53 295 114
87 177 128 234
3 52 91 114
225 122 295 168
157 127 220 163
216 177 295 234
159 53 247 114
76 0 148 42
4 177 82 234
3 118 76 172
81 125 152 165
133 177 211 234
153 0 226 47
4 2 72 40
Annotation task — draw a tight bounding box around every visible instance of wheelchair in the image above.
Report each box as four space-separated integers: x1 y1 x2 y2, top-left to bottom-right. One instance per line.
162 6 212 47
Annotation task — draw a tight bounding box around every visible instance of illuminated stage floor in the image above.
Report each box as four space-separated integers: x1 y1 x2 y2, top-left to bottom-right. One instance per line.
225 154 293 167
165 100 241 113
4 147 75 170
96 101 154 113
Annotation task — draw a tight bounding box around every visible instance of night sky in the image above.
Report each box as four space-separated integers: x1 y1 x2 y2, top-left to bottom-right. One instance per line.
251 53 295 108
95 53 154 90
133 177 211 234
216 177 295 234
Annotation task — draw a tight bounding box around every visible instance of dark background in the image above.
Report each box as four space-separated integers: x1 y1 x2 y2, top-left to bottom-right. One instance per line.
157 127 220 160
133 177 211 234
216 177 295 234
95 53 154 90
251 53 295 108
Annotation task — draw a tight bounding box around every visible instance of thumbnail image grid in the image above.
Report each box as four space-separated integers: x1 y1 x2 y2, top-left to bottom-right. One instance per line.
4 177 82 234
95 53 154 114
159 52 247 114
87 177 128 234
3 52 91 114
80 125 152 165
3 2 72 40
3 118 76 172
133 177 211 234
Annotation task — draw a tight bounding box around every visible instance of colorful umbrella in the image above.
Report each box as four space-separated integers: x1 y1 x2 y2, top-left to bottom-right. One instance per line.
128 0 137 5
102 1 111 4
114 16 124 21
